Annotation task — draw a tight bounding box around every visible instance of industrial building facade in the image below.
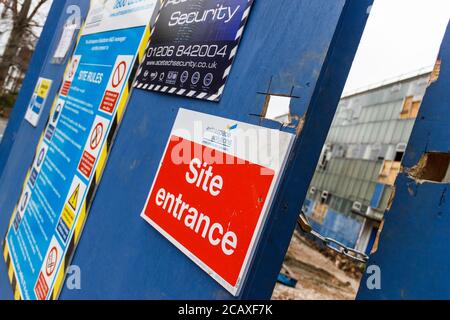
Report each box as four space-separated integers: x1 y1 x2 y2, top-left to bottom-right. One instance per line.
304 69 433 254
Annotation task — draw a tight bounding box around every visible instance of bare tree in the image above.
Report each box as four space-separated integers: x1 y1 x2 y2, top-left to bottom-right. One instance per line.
0 0 50 94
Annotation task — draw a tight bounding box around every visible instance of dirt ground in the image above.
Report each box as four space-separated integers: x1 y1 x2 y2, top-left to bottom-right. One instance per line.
272 231 364 300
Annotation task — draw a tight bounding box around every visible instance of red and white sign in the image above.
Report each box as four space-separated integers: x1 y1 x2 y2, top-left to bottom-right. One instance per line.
34 272 49 301
99 55 133 114
141 109 294 296
61 55 81 96
78 115 110 179
90 122 104 150
45 247 58 277
34 236 62 300
112 61 127 88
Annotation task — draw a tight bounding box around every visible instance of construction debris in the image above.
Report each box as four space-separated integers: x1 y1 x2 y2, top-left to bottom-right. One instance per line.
272 231 364 300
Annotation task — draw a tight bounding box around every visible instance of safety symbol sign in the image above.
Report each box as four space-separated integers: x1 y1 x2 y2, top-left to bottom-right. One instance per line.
45 98 65 141
37 148 45 166
100 55 133 114
24 77 53 127
13 185 32 233
90 123 104 150
134 0 255 101
112 61 127 88
53 102 62 122
78 116 110 179
56 177 87 244
30 143 48 187
20 191 29 212
61 55 80 96
141 109 294 296
68 185 80 211
4 0 159 300
34 237 62 300
45 247 58 277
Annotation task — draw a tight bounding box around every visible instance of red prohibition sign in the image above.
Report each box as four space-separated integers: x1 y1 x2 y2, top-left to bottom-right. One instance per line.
46 247 58 277
90 122 104 150
111 61 127 88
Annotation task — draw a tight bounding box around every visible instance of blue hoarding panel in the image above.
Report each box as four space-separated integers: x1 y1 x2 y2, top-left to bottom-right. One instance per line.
320 209 362 249
371 183 385 209
0 0 371 299
358 23 450 300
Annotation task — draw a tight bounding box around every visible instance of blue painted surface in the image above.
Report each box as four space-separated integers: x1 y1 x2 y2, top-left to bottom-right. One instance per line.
0 0 371 299
357 23 450 300
365 226 377 256
371 183 385 209
303 198 313 215
304 199 362 249
310 209 362 249
277 273 298 288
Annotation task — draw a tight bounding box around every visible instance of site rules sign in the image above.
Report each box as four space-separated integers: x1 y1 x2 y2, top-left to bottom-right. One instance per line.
141 109 294 295
3 0 158 300
134 0 254 101
24 78 52 127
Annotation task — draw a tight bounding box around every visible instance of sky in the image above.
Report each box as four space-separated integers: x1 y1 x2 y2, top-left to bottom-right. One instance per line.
344 0 450 93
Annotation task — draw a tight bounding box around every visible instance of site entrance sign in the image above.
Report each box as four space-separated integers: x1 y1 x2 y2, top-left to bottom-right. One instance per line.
3 0 158 300
141 109 294 295
134 0 254 101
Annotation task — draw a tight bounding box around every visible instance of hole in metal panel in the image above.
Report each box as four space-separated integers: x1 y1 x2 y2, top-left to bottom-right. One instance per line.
409 152 450 183
262 95 292 125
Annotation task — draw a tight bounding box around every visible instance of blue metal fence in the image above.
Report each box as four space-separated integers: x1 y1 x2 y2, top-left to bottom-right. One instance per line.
0 0 371 299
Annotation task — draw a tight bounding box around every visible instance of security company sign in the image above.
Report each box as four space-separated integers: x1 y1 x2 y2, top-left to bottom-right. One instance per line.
134 0 254 101
141 109 294 295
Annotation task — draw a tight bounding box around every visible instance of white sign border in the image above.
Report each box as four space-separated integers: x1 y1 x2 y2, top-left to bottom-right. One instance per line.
140 108 295 296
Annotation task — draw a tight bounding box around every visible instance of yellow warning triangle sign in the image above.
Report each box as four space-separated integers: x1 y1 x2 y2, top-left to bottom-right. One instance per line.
68 184 80 211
